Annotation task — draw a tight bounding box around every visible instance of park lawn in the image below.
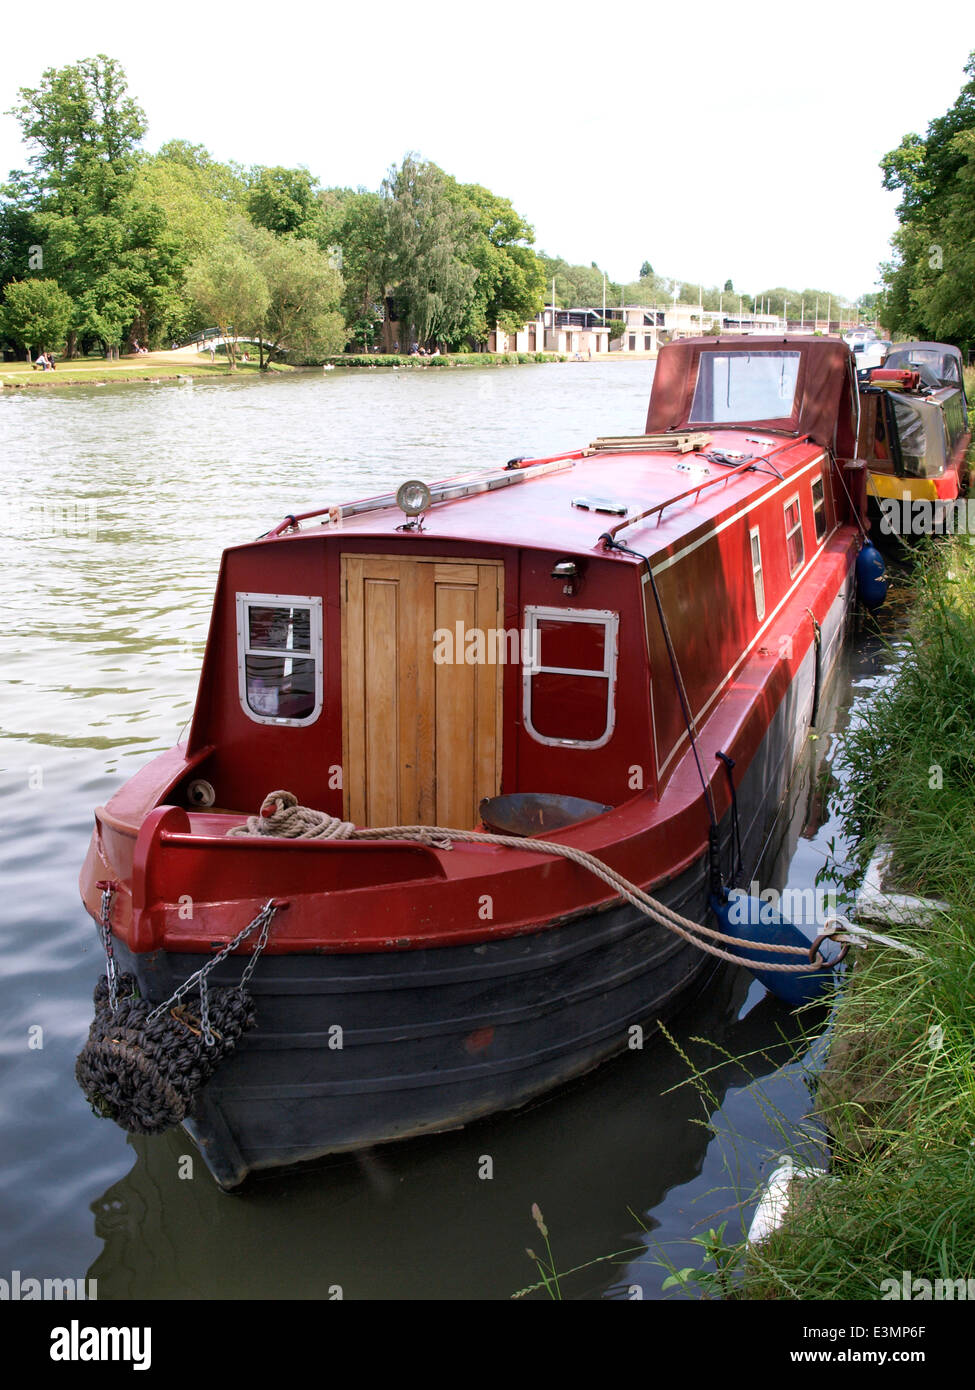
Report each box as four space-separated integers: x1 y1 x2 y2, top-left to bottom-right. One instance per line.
0 354 294 387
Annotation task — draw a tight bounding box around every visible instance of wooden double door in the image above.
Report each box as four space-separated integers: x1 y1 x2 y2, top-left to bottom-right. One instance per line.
342 554 504 829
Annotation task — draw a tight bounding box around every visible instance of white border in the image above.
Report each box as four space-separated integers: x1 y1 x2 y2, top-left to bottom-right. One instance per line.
236 591 323 727
522 605 620 749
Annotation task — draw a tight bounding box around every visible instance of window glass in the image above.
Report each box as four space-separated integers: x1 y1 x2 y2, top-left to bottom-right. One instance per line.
689 350 800 424
784 498 804 575
537 619 605 672
811 476 827 541
238 595 322 724
524 608 618 748
750 528 765 621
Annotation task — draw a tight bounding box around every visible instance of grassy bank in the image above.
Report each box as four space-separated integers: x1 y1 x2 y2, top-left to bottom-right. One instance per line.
0 355 295 388
737 535 975 1298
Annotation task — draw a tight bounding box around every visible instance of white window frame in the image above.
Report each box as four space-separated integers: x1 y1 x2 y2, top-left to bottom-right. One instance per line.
749 526 766 621
236 592 323 727
783 494 805 577
811 474 828 542
522 605 619 749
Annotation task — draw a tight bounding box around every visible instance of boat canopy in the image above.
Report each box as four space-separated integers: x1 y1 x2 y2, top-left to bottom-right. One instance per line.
646 335 858 457
883 342 967 411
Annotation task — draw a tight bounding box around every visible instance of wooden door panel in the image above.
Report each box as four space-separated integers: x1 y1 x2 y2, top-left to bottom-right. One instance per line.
342 555 502 829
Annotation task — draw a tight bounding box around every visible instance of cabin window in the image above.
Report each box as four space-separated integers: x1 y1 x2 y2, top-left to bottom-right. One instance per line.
523 606 619 749
811 475 828 541
236 592 323 726
689 350 801 424
749 527 766 621
784 496 804 576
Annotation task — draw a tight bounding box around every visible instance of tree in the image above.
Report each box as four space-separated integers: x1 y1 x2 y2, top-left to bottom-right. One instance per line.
323 188 388 349
640 260 653 278
6 56 181 354
234 220 345 365
184 237 269 369
879 52 975 345
247 165 326 240
382 155 478 348
455 182 545 338
1 277 73 358
724 279 734 293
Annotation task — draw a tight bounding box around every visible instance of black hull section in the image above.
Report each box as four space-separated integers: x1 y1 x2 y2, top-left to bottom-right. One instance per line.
110 582 849 1187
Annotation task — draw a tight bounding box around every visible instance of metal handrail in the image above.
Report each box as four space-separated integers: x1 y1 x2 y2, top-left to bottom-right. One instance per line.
600 434 812 541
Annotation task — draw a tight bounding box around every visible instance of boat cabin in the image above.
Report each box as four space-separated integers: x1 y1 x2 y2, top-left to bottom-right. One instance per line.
166 337 860 836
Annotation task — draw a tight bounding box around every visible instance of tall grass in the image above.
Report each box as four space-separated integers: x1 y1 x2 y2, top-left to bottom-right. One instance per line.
736 536 975 1298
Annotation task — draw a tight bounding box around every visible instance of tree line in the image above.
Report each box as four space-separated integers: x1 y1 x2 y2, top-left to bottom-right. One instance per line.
0 55 864 366
880 51 974 351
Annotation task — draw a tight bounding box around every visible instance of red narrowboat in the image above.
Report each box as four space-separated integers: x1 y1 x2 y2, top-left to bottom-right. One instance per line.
78 336 869 1187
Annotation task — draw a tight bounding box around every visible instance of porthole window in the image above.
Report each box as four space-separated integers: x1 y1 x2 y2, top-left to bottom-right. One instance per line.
236 592 323 726
523 606 619 749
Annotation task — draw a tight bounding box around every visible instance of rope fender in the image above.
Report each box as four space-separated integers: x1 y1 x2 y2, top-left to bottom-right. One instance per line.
75 974 255 1134
76 894 280 1135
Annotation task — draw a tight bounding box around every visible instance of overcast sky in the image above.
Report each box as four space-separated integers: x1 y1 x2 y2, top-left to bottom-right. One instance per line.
2 1 972 301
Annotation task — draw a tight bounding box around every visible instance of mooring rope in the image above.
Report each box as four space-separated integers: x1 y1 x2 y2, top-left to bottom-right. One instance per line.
228 791 830 974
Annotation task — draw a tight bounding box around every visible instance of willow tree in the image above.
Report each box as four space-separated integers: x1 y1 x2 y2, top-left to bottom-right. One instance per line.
381 155 477 348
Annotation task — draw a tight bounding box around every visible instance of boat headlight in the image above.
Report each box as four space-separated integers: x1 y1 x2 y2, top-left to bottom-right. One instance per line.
396 480 431 517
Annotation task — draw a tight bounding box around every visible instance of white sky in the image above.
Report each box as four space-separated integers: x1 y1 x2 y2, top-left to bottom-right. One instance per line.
2 1 972 300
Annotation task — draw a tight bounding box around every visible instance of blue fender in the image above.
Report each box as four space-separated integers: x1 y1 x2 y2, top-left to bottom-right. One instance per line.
711 892 845 1006
856 542 887 610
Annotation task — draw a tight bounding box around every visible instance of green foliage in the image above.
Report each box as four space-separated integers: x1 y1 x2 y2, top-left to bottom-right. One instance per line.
381 154 478 348
184 234 269 369
735 535 975 1299
1 276 73 353
879 52 975 345
5 55 183 351
640 260 653 278
538 253 620 308
246 165 325 240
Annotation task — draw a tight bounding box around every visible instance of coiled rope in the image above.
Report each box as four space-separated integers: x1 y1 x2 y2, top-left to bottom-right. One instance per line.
229 791 831 974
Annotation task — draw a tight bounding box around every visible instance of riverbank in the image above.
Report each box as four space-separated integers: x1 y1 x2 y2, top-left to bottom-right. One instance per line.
0 353 296 388
321 351 566 369
738 532 975 1299
0 349 579 388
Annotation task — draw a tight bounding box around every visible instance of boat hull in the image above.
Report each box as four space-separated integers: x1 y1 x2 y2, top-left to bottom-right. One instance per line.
102 571 851 1187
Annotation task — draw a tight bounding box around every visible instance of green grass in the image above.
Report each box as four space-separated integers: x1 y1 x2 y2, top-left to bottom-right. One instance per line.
0 354 294 387
733 535 975 1298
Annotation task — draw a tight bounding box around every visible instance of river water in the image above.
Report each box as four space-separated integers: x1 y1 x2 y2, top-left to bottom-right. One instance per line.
0 361 901 1300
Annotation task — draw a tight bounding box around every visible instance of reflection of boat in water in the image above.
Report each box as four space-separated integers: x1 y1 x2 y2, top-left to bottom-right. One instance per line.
858 342 970 531
78 335 871 1188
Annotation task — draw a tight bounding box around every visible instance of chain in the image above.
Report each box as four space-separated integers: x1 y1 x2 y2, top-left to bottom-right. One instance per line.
147 899 282 1045
95 881 119 1012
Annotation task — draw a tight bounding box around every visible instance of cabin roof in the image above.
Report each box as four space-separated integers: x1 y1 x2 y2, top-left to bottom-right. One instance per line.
248 428 826 564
